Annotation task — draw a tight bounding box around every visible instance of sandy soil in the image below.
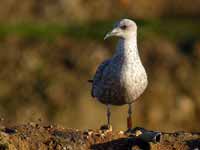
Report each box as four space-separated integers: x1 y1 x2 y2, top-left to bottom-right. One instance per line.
0 123 199 150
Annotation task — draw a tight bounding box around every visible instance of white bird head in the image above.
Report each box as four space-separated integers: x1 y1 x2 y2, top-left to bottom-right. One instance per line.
104 19 137 40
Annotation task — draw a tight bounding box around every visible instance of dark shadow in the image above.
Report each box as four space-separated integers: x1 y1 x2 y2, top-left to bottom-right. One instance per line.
186 138 200 149
3 127 17 135
90 137 150 150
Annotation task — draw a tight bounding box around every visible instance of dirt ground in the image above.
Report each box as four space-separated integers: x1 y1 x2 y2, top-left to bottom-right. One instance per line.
0 123 199 150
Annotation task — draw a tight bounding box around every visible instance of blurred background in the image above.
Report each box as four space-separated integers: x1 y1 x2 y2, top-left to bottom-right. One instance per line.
0 0 200 132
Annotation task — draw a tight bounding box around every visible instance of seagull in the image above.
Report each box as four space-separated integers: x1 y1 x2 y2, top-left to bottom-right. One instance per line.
89 19 148 130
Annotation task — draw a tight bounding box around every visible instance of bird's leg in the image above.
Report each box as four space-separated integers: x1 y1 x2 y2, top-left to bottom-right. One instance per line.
127 103 132 129
107 104 111 127
100 104 112 131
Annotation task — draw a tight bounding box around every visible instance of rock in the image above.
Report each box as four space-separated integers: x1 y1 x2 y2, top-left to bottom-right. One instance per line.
0 123 199 149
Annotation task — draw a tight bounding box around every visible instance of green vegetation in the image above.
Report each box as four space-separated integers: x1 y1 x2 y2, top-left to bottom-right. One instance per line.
0 19 199 41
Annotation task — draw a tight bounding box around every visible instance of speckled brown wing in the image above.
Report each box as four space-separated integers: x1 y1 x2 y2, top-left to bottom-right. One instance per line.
92 55 127 105
91 59 111 97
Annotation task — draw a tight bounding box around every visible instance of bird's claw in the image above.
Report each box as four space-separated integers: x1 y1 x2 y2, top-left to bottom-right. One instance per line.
100 124 112 132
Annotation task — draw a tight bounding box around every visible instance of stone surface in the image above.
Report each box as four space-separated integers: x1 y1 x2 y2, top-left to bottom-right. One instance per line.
0 123 199 150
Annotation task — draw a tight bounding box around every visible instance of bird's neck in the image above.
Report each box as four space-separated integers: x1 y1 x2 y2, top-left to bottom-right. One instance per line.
115 33 141 63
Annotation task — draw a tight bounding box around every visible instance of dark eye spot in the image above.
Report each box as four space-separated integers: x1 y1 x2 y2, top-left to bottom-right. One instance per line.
120 25 127 30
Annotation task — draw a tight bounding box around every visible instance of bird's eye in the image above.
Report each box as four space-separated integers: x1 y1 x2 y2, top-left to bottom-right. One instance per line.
120 25 127 30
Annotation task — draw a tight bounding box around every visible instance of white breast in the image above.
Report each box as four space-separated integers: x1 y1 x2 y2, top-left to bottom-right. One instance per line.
120 60 148 103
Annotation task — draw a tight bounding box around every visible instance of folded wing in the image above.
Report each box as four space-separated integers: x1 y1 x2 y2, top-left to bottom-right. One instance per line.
91 59 111 97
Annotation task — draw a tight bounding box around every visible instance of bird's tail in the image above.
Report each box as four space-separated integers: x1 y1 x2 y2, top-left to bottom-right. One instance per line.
88 79 93 83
